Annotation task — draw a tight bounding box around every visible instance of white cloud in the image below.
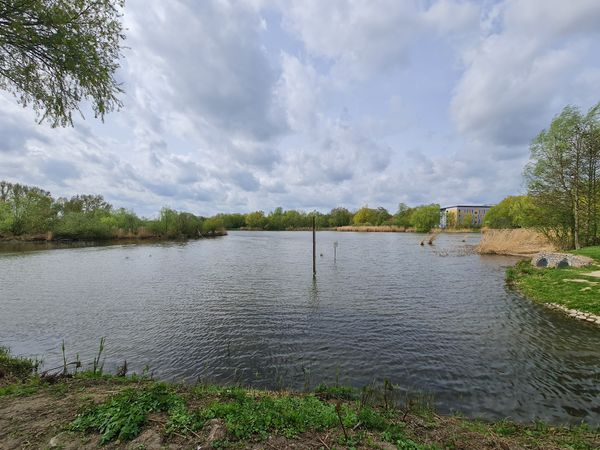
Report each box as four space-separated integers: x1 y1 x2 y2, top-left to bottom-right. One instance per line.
451 0 600 146
422 0 479 34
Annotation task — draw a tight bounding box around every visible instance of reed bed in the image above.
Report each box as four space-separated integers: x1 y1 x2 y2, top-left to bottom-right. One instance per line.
477 228 555 256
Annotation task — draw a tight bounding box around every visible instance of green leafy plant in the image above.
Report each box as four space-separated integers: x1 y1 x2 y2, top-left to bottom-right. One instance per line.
70 383 185 443
314 383 356 400
197 393 339 440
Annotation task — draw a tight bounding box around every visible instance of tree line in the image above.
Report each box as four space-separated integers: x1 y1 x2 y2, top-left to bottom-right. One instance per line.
0 181 225 240
0 181 448 241
217 203 442 233
484 102 600 249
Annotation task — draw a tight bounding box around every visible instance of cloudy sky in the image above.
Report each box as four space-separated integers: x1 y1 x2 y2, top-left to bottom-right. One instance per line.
1 0 599 217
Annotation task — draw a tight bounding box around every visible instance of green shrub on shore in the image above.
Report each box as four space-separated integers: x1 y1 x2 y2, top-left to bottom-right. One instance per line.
53 212 113 240
0 181 227 241
0 346 37 381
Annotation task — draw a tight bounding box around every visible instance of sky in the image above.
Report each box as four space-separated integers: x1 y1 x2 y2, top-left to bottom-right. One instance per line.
1 0 599 217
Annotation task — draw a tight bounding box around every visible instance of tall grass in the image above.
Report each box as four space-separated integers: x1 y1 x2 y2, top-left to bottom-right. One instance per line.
477 228 555 255
0 346 38 380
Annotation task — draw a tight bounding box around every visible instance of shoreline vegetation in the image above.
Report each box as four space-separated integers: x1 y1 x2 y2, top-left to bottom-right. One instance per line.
0 181 226 243
1 180 489 248
506 246 600 320
1 347 598 450
218 204 450 234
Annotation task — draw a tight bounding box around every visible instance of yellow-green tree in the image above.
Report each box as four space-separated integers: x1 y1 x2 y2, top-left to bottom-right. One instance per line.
353 206 378 225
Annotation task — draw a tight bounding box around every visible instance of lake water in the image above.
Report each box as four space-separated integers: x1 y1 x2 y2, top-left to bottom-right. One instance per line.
1 231 600 424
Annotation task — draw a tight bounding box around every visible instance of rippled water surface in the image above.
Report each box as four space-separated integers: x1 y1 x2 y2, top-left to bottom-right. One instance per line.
2 231 600 423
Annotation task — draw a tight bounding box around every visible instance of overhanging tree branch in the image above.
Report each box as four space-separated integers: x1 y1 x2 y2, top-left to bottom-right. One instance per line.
0 0 124 127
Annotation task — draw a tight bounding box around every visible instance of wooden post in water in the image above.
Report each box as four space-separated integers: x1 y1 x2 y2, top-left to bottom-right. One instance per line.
312 215 316 278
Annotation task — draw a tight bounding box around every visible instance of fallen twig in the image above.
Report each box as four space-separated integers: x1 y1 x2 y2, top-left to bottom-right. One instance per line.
317 436 330 449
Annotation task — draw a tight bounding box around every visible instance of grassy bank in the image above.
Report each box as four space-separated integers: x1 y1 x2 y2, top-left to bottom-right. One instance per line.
1 349 598 449
507 246 600 315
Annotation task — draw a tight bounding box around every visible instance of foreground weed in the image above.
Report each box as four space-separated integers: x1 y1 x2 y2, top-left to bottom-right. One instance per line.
0 346 38 381
357 406 389 431
0 379 41 397
70 382 186 443
314 383 356 400
494 419 519 436
394 438 439 450
197 394 339 440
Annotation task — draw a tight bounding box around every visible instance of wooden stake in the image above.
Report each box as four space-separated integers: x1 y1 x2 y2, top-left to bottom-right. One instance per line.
312 215 316 278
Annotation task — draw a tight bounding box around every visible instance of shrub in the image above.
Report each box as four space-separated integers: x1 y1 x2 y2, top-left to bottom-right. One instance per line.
0 347 37 381
53 212 112 240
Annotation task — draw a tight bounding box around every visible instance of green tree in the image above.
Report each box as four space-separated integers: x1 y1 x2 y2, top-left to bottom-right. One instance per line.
328 207 352 227
201 216 225 235
156 208 178 237
411 204 440 233
525 103 600 248
0 201 13 234
374 207 391 225
267 207 285 230
55 194 112 216
484 196 538 229
353 206 378 225
176 212 202 237
313 211 329 228
460 212 474 229
54 212 112 239
0 181 54 234
393 203 413 227
245 211 267 229
112 208 142 231
217 213 246 229
0 0 125 126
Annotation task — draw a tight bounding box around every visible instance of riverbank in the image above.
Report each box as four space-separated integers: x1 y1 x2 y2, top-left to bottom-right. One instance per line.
507 246 600 319
1 370 597 449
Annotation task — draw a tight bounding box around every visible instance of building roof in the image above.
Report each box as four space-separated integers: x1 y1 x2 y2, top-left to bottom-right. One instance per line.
440 205 493 210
